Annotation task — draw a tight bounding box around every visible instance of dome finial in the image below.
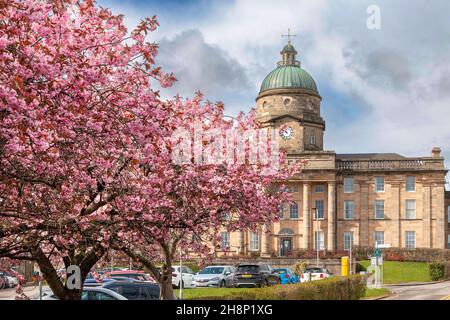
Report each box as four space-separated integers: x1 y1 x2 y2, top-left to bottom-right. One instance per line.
281 28 296 45
280 28 299 66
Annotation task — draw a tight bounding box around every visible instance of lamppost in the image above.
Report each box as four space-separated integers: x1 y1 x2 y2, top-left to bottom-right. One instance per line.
312 207 320 267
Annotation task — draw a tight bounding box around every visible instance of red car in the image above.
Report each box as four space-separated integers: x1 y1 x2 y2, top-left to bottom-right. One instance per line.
104 270 154 282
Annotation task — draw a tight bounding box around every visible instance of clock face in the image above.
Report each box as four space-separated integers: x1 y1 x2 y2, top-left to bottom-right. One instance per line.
279 126 294 140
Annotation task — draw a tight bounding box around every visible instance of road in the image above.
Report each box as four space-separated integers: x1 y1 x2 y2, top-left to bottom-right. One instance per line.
382 281 450 300
0 285 40 300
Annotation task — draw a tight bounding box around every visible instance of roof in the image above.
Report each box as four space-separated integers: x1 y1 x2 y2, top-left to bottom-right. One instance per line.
260 65 318 93
336 153 406 161
281 43 297 53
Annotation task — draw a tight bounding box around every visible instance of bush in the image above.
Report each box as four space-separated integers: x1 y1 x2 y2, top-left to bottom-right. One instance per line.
226 275 366 300
429 262 445 281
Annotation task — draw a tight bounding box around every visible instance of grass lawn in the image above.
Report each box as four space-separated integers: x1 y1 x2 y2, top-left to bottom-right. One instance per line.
358 260 431 284
175 285 389 300
174 287 249 300
364 288 390 299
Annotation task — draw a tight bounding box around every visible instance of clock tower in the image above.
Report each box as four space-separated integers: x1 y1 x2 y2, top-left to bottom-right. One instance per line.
256 40 325 153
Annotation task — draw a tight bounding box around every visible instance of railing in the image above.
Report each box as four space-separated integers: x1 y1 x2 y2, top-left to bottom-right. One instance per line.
336 159 443 171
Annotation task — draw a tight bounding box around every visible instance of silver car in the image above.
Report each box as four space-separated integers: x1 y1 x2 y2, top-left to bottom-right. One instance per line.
192 266 235 288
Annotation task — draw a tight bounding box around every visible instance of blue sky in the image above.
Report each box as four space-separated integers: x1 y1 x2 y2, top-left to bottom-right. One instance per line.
99 0 450 185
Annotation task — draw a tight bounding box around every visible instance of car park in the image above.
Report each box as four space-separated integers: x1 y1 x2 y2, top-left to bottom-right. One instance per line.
234 264 280 288
192 266 235 288
300 267 332 283
274 268 300 284
172 266 195 288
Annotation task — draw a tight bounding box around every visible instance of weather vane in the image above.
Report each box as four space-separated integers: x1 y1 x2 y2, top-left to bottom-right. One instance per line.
281 28 297 44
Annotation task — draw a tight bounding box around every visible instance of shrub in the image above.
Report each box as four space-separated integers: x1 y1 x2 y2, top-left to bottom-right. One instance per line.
227 275 366 300
429 262 445 281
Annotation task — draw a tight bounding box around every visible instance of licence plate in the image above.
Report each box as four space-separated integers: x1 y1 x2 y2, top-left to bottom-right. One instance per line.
241 275 252 278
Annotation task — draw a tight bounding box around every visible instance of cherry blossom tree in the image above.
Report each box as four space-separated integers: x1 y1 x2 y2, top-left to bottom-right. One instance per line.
0 0 176 299
0 0 303 301
110 95 303 299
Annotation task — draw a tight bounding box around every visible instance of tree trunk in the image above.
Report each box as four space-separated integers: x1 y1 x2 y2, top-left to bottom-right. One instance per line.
159 260 175 300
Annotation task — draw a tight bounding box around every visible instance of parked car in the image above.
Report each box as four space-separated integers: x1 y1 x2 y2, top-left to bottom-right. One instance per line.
274 268 300 284
172 266 195 289
104 270 153 282
2 272 19 288
103 280 172 300
36 286 127 300
234 264 280 288
0 272 9 289
8 269 26 285
192 266 235 288
300 267 332 283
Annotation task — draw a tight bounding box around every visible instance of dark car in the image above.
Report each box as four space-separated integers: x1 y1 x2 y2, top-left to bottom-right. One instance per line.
0 272 9 289
102 281 166 300
234 264 280 288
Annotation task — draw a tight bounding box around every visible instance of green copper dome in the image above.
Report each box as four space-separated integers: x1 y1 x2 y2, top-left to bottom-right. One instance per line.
260 65 318 93
259 42 318 94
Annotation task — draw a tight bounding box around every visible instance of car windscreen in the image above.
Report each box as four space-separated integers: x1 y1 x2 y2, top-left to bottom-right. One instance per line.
305 268 325 273
198 267 224 275
111 274 146 281
274 269 287 274
237 265 260 273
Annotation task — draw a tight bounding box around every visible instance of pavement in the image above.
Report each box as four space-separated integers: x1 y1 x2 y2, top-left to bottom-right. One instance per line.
0 285 40 300
381 280 450 300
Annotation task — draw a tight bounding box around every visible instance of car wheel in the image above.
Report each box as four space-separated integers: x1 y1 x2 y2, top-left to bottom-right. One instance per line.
180 280 184 289
220 280 226 288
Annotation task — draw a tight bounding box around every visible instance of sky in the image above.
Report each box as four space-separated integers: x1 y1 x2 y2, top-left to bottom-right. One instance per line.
99 0 450 187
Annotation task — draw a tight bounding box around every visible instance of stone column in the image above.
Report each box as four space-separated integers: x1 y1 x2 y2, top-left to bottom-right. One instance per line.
423 185 432 248
433 184 446 249
261 225 271 257
327 182 336 251
302 183 311 249
238 231 245 255
391 183 401 247
359 182 370 247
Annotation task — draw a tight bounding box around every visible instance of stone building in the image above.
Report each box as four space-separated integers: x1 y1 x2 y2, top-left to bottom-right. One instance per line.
217 41 450 257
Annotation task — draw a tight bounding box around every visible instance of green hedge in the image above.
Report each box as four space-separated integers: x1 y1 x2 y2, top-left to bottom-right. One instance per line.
193 275 366 300
429 262 446 281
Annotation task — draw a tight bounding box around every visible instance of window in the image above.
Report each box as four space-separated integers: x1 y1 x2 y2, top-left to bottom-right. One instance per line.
220 232 230 249
344 232 353 251
291 185 299 193
290 202 299 219
315 200 324 219
448 234 450 248
405 200 416 219
250 232 259 251
315 185 325 193
344 200 354 220
447 206 450 222
406 176 416 192
222 212 231 221
344 177 354 193
374 231 384 246
405 231 416 249
375 176 384 192
375 200 385 219
314 231 325 250
309 131 316 145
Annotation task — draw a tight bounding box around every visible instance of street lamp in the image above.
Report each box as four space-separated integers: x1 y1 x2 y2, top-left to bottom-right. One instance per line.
312 207 320 267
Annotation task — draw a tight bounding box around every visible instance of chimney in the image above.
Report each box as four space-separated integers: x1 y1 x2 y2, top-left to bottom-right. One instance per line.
431 147 441 158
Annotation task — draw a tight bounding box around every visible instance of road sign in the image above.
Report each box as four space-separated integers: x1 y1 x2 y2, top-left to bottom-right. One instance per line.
376 243 391 249
371 257 377 267
374 248 382 257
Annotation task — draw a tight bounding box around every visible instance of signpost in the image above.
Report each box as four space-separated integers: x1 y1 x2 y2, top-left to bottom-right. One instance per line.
373 242 389 288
